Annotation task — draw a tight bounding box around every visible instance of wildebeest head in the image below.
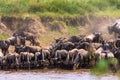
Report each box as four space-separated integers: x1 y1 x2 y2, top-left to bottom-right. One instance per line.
13 31 26 37
93 32 102 37
68 36 80 43
108 21 119 34
15 45 23 53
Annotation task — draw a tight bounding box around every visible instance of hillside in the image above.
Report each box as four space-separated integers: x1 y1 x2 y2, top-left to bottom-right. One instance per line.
0 15 118 47
0 0 120 47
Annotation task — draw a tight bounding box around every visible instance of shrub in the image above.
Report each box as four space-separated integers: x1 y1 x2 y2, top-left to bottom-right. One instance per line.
0 0 119 16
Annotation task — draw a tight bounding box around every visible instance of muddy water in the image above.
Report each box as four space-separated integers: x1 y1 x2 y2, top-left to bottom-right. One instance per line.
0 69 119 80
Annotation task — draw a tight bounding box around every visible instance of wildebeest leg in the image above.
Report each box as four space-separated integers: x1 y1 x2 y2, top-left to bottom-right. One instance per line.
34 53 38 68
64 53 69 65
57 53 62 68
42 51 45 62
19 54 21 69
3 59 7 70
87 56 91 68
71 55 74 63
85 55 91 68
2 49 6 56
41 51 47 68
53 51 58 66
0 58 3 70
54 51 58 60
8 59 11 70
15 56 19 71
27 53 30 70
79 55 84 68
82 56 86 67
73 54 79 64
23 56 25 69
58 53 62 63
1 59 5 69
73 53 80 70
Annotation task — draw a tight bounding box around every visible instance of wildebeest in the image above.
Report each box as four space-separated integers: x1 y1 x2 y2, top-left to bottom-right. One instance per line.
67 49 81 70
1 30 120 71
14 45 27 54
94 46 115 64
13 31 38 46
0 51 4 69
108 19 120 38
61 41 75 51
91 43 102 50
0 40 9 55
52 49 68 67
114 39 120 49
6 36 26 46
76 42 90 50
68 36 81 43
25 46 42 54
92 32 103 43
19 52 34 70
5 52 19 70
114 49 120 63
67 48 92 70
13 31 26 37
15 45 42 54
35 48 51 68
25 35 36 46
6 37 16 45
78 49 91 67
34 51 42 68
86 32 103 43
86 34 95 42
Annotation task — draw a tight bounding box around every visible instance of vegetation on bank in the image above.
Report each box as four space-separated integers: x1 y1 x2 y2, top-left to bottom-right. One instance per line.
91 58 118 75
0 0 120 17
0 33 9 40
0 0 119 46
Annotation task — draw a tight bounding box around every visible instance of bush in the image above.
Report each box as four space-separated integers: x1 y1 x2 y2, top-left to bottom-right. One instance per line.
0 33 9 40
0 0 29 15
0 0 119 16
91 59 108 75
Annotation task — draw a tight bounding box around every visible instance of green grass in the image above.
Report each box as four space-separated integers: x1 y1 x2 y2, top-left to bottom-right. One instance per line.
0 0 120 17
67 26 80 36
0 33 9 40
91 58 119 75
91 59 109 75
95 9 120 17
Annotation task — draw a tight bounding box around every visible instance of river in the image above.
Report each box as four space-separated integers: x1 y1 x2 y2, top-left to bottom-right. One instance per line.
0 69 119 80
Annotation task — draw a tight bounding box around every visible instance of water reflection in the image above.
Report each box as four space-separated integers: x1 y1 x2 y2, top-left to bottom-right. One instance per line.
0 69 119 80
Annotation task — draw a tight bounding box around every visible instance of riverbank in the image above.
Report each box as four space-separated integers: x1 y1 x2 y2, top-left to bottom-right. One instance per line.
0 0 120 47
0 15 118 47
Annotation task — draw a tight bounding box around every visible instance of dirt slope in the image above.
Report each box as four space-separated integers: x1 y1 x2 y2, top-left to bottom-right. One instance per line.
0 16 118 40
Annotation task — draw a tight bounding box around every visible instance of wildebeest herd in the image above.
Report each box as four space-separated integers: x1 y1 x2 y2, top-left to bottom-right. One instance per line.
0 31 120 72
